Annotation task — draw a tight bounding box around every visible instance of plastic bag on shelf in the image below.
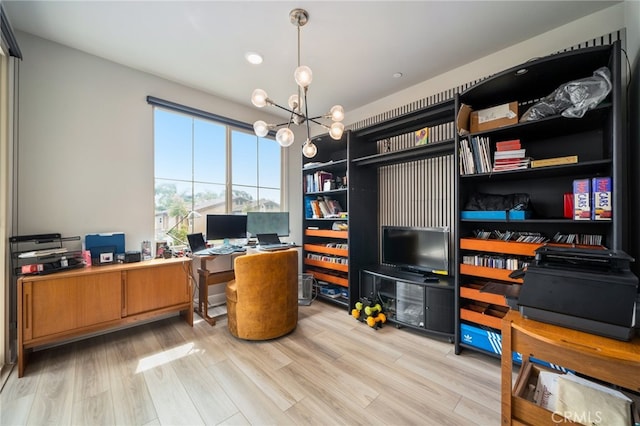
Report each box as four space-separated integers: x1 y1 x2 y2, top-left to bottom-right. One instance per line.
520 66 612 122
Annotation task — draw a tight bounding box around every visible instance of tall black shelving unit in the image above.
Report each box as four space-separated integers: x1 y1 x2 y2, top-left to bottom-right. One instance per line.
301 130 377 309
454 41 625 356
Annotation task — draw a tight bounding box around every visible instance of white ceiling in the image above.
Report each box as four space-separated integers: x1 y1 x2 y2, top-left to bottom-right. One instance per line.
4 1 620 121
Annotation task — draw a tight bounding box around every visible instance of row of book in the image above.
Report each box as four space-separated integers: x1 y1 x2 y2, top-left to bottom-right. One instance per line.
306 253 348 265
474 229 549 243
323 243 348 250
304 170 347 193
305 196 344 219
551 233 604 246
473 228 605 247
460 137 581 175
462 254 529 270
459 137 491 175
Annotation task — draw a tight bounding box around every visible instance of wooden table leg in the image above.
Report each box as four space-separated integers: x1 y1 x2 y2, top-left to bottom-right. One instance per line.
194 255 237 326
501 317 514 425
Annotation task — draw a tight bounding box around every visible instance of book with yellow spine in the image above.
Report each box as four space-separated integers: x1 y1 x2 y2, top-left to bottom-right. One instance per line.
530 155 578 168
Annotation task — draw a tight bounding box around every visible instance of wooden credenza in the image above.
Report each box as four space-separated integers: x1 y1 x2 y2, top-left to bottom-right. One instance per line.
501 310 640 425
17 257 193 377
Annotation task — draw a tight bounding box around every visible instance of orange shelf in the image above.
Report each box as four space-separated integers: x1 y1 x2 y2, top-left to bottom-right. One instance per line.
304 258 348 273
459 264 523 283
306 270 348 287
460 238 606 256
304 244 348 257
460 238 541 256
460 305 507 330
305 229 348 239
460 284 510 307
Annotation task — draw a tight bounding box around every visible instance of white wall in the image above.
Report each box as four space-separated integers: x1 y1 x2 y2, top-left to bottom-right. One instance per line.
14 31 302 251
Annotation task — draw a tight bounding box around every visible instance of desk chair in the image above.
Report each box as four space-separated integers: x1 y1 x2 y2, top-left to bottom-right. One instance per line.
225 249 298 340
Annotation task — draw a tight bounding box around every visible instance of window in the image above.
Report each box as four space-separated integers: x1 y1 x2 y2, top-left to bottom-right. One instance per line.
153 104 284 248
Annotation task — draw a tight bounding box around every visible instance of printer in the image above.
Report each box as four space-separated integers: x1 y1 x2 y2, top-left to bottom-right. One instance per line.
518 246 638 341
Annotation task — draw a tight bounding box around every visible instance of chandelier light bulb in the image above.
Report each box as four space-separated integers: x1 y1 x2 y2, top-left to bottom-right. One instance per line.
329 122 345 140
288 94 302 111
302 140 317 158
253 120 269 137
276 128 295 147
251 89 269 108
330 105 345 122
294 65 313 88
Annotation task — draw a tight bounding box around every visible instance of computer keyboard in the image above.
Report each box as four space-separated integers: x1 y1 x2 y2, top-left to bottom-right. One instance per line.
194 245 246 256
258 243 293 251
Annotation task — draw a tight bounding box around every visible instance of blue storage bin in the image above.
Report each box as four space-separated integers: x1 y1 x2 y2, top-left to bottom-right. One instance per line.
461 210 532 220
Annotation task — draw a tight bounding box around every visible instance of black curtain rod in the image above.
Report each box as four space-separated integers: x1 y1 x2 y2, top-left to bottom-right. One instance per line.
1 4 23 59
146 95 258 133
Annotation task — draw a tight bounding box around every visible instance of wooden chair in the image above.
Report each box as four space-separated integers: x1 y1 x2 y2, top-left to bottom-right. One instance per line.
225 249 298 340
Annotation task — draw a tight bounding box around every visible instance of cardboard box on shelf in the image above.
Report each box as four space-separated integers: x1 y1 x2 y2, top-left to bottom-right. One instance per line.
457 102 519 135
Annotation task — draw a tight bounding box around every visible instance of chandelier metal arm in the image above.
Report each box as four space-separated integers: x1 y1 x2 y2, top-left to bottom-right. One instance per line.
269 100 306 122
303 88 311 142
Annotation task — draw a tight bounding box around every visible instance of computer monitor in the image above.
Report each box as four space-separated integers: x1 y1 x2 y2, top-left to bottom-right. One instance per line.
246 212 290 237
206 214 247 241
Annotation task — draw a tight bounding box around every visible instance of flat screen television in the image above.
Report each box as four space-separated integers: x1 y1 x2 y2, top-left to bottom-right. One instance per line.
206 214 247 241
381 226 450 275
246 212 290 237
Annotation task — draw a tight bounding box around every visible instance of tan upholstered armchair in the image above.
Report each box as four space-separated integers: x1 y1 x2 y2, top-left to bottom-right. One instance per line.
225 249 298 340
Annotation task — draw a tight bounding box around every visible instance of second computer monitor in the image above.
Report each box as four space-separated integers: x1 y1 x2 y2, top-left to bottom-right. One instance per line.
246 212 290 237
206 214 247 241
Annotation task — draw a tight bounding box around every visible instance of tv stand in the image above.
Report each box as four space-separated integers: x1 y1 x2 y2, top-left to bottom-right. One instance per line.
360 265 454 341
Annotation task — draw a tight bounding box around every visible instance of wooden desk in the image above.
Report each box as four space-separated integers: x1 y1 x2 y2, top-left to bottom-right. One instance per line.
501 310 640 425
195 253 244 325
17 258 192 377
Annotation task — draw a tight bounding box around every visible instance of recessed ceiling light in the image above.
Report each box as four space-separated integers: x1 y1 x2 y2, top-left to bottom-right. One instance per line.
245 52 263 65
393 72 403 78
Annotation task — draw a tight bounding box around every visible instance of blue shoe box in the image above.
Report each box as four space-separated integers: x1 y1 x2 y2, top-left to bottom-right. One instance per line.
460 323 570 371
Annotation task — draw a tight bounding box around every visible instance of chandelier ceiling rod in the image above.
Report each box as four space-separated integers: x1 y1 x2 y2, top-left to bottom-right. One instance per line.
250 8 345 159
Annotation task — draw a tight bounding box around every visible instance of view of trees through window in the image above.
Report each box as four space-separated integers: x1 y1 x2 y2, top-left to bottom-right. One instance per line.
153 107 283 248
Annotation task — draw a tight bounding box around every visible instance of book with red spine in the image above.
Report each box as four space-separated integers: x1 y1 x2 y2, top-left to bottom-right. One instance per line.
495 139 521 151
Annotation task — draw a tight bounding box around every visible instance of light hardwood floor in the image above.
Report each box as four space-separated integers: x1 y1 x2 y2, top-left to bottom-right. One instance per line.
1 301 505 425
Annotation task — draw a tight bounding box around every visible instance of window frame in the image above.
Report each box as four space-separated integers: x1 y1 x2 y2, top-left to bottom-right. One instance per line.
149 97 287 247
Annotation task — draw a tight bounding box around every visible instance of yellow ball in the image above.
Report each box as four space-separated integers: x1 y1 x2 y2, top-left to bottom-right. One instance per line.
366 316 376 327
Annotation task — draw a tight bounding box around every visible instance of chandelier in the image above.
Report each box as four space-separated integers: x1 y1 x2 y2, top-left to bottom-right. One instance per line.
250 8 345 158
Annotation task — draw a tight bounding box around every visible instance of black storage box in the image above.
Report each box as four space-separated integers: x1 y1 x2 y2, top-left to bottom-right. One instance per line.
124 251 141 263
518 247 638 341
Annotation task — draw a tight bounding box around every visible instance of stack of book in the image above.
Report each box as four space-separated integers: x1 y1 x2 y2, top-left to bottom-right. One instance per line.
493 139 530 171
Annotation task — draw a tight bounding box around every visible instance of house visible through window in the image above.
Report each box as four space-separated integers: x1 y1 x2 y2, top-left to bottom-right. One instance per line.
153 106 283 249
